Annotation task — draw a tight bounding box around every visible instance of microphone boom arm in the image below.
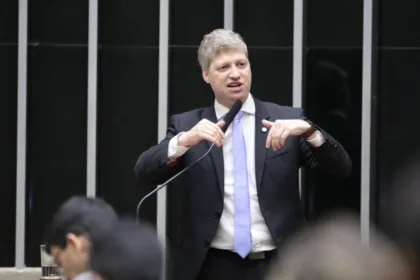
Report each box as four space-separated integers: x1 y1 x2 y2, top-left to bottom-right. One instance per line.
136 143 215 222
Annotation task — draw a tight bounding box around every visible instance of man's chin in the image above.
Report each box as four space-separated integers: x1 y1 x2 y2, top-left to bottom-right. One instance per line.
227 90 248 100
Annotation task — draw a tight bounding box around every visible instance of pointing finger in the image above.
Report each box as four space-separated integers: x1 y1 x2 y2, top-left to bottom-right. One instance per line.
262 119 273 128
266 127 274 148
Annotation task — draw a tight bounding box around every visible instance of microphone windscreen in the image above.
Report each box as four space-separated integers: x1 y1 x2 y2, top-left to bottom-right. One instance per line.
221 99 243 133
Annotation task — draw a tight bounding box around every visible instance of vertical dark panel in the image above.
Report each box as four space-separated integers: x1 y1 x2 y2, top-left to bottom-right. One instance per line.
26 47 88 266
375 51 420 198
96 0 159 225
0 0 18 266
170 0 224 45
0 46 17 267
25 0 88 266
99 0 158 46
378 0 420 47
306 0 363 47
247 48 293 106
304 50 362 218
374 0 420 226
28 0 88 44
0 0 18 43
235 0 294 106
303 0 363 220
235 1 293 47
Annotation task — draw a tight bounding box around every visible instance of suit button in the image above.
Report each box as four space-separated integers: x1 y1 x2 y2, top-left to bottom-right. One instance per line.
214 212 221 219
203 239 210 247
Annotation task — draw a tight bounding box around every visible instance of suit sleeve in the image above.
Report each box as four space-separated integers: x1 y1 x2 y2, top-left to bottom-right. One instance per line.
298 109 352 179
134 115 184 186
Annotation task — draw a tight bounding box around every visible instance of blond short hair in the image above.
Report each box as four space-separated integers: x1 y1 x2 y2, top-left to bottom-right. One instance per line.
197 29 248 70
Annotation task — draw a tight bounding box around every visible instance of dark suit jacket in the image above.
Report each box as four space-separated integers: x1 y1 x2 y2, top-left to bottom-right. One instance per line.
134 98 352 280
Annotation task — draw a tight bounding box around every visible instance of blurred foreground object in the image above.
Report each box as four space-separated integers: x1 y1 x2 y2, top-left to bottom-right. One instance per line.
43 196 118 280
90 217 163 280
265 212 410 280
383 150 420 279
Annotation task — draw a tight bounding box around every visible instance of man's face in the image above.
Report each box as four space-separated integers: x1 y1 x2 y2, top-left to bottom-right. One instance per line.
50 234 89 279
202 48 251 108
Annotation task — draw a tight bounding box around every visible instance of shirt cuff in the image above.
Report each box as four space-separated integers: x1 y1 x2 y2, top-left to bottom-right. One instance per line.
305 130 326 147
168 132 190 160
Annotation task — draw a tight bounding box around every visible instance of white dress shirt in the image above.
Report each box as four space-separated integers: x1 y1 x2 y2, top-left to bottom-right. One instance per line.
167 94 325 253
72 271 94 280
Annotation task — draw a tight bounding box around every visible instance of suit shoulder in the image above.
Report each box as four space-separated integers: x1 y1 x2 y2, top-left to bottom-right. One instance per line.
169 107 209 128
263 101 303 116
170 107 205 120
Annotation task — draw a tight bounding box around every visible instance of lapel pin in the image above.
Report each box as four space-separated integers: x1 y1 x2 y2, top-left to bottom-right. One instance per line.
261 127 267 133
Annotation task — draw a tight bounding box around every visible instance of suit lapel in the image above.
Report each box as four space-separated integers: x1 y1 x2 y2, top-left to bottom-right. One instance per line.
201 106 225 198
254 98 270 191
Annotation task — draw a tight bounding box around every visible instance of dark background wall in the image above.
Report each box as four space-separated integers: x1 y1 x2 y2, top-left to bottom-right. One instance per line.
302 0 363 221
1 0 159 267
1 0 419 268
373 0 420 226
25 0 89 265
95 0 159 242
0 0 18 267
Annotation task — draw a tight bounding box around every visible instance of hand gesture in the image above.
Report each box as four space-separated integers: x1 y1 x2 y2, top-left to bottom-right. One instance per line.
262 119 311 151
179 119 226 147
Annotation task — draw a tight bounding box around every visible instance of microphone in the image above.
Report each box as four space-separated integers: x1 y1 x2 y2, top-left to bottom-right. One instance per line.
136 99 243 222
220 99 243 133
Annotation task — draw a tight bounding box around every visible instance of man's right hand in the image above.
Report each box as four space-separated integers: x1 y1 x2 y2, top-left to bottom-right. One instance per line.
178 119 226 147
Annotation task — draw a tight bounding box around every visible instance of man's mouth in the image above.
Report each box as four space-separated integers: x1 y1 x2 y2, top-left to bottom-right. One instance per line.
227 82 243 88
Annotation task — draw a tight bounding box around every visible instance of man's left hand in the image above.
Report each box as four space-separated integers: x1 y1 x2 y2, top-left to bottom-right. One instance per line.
262 119 311 151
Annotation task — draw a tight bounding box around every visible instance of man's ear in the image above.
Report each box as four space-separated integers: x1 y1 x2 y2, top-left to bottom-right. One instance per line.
65 233 82 250
202 69 210 84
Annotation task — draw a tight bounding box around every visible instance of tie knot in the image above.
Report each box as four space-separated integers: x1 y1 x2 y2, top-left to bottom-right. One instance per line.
234 111 244 121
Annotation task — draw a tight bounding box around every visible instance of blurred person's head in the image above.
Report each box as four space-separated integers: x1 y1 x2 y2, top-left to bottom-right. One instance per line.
44 196 118 279
90 217 163 280
265 212 409 280
198 28 251 108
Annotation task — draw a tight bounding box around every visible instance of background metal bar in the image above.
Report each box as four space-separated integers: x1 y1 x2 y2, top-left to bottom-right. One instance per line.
293 0 304 197
361 0 373 244
15 0 28 268
86 0 99 197
157 0 170 278
224 0 234 30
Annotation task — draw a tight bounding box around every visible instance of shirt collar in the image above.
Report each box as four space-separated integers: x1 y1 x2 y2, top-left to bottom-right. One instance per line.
214 93 255 121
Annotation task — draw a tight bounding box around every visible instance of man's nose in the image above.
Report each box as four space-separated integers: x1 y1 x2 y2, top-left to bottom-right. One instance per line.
229 67 240 79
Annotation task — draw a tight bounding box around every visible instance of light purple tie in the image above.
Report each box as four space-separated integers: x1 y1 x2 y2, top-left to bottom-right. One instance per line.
232 111 252 258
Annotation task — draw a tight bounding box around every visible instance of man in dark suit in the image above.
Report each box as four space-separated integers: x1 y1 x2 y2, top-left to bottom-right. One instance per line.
134 28 352 280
